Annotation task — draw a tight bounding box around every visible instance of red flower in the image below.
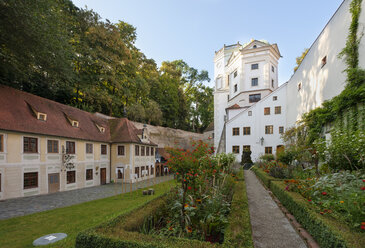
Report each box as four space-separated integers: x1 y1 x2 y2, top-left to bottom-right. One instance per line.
321 192 327 196
308 199 312 202
363 179 365 182
320 212 324 215
361 187 365 190
361 225 365 230
188 186 192 190
176 172 179 175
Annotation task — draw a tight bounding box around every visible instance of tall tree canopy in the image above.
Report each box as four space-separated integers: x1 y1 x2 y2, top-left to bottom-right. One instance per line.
0 0 213 132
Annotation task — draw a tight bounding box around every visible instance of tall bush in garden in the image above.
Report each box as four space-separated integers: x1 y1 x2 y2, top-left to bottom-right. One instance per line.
165 140 235 240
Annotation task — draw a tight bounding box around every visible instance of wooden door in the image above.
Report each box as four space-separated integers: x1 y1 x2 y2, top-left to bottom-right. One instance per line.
48 173 60 193
100 168 106 185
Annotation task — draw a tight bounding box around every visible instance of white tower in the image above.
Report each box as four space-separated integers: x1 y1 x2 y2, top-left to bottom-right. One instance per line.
214 40 281 152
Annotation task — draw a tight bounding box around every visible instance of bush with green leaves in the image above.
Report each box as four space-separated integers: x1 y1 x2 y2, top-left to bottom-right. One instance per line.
241 150 253 165
259 154 275 162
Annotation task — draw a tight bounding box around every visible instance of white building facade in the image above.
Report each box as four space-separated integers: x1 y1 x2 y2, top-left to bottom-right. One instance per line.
214 0 365 162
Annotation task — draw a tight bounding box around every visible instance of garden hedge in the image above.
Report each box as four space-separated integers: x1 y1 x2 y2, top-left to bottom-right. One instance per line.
76 170 253 248
270 181 365 248
251 167 282 188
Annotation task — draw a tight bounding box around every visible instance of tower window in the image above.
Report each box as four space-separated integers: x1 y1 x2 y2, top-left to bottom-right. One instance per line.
251 63 259 70
272 65 275 72
249 94 261 103
234 84 237 92
298 82 302 91
272 79 274 87
248 111 252 116
275 106 282 114
234 71 238 78
321 56 327 68
264 107 270 115
273 96 277 101
232 128 240 136
251 78 258 86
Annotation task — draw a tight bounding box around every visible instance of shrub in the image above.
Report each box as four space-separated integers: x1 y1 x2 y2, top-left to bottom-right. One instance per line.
276 149 296 165
241 150 253 165
259 154 275 162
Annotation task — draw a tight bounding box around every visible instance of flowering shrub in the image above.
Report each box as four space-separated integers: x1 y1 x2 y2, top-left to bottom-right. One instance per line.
285 170 365 231
257 160 293 179
143 140 237 242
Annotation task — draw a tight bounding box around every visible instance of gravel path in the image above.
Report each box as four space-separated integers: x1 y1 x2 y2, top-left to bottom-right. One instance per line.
245 170 307 248
0 175 173 220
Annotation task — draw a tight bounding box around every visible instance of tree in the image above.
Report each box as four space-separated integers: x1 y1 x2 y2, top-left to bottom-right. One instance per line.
294 48 309 72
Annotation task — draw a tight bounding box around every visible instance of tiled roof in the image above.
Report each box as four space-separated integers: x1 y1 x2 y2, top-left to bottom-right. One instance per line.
226 104 241 110
0 85 155 145
157 148 171 160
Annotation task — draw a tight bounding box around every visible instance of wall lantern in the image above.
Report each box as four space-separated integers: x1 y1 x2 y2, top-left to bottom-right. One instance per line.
260 137 264 146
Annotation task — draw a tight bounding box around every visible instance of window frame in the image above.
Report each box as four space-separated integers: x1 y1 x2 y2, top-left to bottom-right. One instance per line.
117 168 124 179
243 145 251 152
234 84 238 92
265 147 273 154
272 65 275 72
275 106 282 115
273 96 278 101
101 144 107 155
279 126 284 134
67 170 76 184
135 145 140 156
135 167 140 178
0 134 4 152
264 107 270 115
24 172 38 189
66 141 76 154
249 94 261 103
146 147 150 156
251 78 258 86
243 127 251 135
151 147 154 156
265 125 274 134
86 143 93 154
248 111 252 116
86 169 93 181
232 127 240 136
23 137 38 153
232 145 240 154
117 145 125 156
141 146 145 156
233 71 238 78
251 63 259 70
47 139 59 154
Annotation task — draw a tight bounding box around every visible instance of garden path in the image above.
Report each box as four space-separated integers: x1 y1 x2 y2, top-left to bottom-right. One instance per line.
245 170 307 248
0 175 173 220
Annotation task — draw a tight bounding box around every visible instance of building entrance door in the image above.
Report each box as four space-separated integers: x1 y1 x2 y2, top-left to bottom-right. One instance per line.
48 173 60 193
100 168 106 185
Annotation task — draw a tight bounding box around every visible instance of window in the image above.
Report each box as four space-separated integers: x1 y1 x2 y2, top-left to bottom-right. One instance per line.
141 166 145 177
279 126 284 134
272 79 274 87
251 63 258 70
216 77 222 89
243 145 250 152
151 147 154 156
234 71 238 78
24 137 37 153
66 141 75 154
272 65 275 72
151 165 154 175
232 127 240 136
232 146 240 154
264 107 270 115
234 84 237 92
118 145 125 156
135 145 140 156
248 111 252 116
86 143 93 154
253 45 257 48
265 147 273 154
146 166 149 176
321 56 327 68
24 172 38 189
72 120 79 128
141 146 145 156
67 171 76 184
101 144 107 155
117 168 124 179
37 112 47 121
265 125 273 134
249 94 261 103
0 134 4 152
251 78 258 86
243 127 251 135
86 169 93 180
273 96 277 101
227 74 230 86
47 140 59 153
298 82 302 91
275 106 281 114
135 167 140 178
146 147 150 156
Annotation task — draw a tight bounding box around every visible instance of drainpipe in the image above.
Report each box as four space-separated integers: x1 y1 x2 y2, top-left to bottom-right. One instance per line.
109 143 112 183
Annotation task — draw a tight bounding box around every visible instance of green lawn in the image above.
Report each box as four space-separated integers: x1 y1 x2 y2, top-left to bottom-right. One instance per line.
0 180 175 248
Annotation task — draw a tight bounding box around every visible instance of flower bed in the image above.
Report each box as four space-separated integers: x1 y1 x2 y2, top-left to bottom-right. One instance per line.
271 180 365 248
251 167 283 188
75 169 253 248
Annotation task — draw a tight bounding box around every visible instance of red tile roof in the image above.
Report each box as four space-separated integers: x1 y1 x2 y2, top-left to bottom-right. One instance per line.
0 85 155 145
226 104 241 110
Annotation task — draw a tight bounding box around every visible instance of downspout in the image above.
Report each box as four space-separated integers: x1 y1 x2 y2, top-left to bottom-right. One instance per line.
109 143 112 183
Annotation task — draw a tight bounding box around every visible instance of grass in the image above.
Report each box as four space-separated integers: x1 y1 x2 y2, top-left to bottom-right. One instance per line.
0 180 176 248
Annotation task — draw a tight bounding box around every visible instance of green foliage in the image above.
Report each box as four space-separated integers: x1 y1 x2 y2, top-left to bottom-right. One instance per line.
241 150 253 165
251 167 280 188
76 170 253 248
293 48 309 72
0 0 213 132
259 154 275 162
271 181 365 248
276 149 296 166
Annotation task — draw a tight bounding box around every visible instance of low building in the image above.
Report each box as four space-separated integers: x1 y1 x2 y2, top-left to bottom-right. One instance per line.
0 85 157 200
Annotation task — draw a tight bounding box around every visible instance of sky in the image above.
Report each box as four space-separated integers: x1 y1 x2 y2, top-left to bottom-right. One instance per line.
72 0 344 87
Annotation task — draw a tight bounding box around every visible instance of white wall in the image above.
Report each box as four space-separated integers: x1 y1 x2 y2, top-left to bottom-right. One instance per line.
286 0 353 127
226 84 287 162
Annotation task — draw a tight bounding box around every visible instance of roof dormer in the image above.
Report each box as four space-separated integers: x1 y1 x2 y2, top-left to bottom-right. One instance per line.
95 123 105 133
26 101 47 122
64 113 79 128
